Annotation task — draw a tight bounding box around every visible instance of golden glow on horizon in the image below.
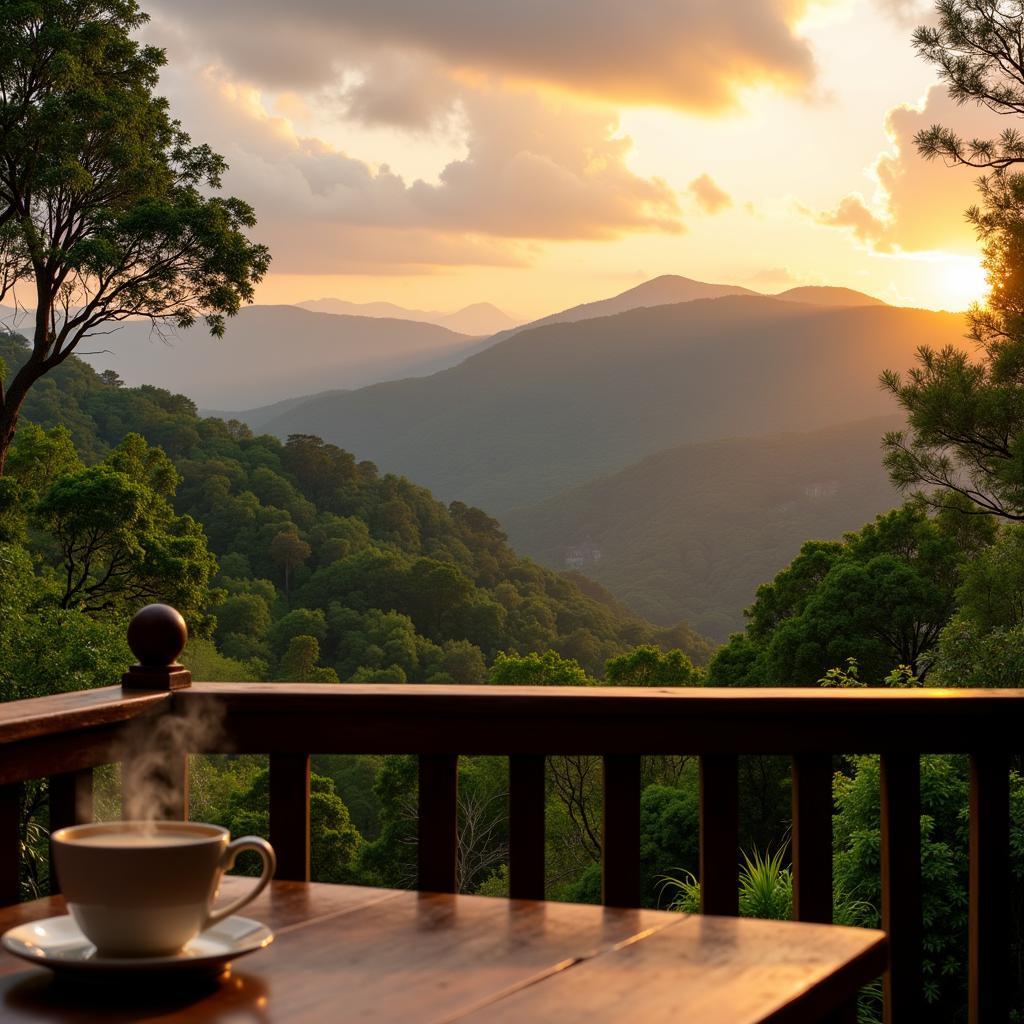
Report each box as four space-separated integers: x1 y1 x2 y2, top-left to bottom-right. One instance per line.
152 1 998 318
937 258 989 313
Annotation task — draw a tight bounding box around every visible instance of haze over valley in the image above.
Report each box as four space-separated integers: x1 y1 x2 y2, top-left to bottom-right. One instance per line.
0 267 962 631
114 273 947 632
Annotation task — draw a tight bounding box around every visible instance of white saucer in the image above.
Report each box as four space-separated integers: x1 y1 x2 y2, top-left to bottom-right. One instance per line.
1 914 273 976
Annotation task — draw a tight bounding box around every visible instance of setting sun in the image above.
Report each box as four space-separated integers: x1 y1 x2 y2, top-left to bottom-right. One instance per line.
937 257 989 311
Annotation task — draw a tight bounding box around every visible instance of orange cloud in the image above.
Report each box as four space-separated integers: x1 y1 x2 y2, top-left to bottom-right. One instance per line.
149 0 820 112
816 86 993 254
161 67 682 274
688 174 733 214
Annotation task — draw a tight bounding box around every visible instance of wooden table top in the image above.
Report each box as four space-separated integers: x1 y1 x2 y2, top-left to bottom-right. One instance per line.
0 878 886 1023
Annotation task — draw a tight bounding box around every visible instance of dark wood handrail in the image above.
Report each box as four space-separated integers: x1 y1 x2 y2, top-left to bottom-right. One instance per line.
0 679 1018 1024
0 686 169 746
179 682 1024 754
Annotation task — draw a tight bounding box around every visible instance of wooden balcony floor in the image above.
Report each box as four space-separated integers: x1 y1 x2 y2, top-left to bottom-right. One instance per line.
0 877 886 1023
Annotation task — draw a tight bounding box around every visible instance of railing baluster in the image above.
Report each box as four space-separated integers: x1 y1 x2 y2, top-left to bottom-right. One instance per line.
418 754 458 893
792 753 833 923
880 751 922 1023
700 753 739 916
49 769 94 893
0 784 19 906
509 755 545 900
269 753 310 881
602 754 641 907
969 751 1010 1024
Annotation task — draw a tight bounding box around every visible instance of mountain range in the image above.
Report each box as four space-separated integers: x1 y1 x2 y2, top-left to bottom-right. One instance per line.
249 295 964 512
71 305 490 408
502 416 903 639
297 299 520 336
3 274 949 634
478 276 883 348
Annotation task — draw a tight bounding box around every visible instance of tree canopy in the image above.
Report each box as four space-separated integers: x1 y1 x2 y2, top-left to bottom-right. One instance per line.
708 504 990 686
0 0 269 470
884 1 1024 519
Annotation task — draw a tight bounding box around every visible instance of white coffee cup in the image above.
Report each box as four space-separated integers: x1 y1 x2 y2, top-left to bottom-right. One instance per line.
50 821 276 958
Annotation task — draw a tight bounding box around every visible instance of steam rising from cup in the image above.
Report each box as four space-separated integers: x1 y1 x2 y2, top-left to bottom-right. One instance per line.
118 697 226 825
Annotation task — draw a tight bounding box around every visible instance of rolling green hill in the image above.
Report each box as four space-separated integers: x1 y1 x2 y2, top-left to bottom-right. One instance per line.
2 332 710 677
256 296 967 513
501 417 904 639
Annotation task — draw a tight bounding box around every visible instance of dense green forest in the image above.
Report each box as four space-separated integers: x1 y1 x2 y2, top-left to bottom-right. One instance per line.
0 330 708 692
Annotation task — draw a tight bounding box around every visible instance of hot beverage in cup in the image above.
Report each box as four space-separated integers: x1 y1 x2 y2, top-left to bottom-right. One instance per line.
50 821 276 958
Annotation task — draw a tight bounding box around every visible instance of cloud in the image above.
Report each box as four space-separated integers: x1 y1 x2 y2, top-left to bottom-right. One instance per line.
163 68 680 274
815 86 992 254
407 90 681 239
337 53 461 131
816 193 889 246
688 174 733 214
148 0 820 112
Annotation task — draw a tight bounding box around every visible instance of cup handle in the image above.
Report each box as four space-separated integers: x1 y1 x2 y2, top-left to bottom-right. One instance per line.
205 836 277 929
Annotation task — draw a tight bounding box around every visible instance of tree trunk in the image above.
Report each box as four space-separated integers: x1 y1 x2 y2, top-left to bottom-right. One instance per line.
0 356 47 475
0 400 21 476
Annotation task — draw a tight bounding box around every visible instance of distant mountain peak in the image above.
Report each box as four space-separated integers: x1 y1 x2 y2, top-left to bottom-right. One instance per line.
296 298 520 336
773 286 886 308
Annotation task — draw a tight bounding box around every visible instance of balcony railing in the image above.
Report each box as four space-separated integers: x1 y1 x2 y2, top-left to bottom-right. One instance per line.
0 607 1020 1023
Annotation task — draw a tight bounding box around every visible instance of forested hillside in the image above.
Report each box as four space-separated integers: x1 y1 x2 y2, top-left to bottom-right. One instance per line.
0 333 708 681
503 417 903 638
251 297 968 512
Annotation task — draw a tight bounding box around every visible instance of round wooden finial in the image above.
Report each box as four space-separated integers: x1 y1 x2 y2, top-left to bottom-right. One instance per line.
126 604 188 667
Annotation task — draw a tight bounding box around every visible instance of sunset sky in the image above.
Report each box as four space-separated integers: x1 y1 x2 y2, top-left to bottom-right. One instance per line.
143 0 1000 319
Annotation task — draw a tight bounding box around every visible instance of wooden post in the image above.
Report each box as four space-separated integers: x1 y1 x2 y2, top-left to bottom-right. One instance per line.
121 604 192 691
792 753 833 923
969 752 1010 1024
601 754 641 907
880 751 922 1023
49 769 93 892
418 754 458 893
700 754 739 916
509 755 545 900
0 784 20 906
270 753 311 882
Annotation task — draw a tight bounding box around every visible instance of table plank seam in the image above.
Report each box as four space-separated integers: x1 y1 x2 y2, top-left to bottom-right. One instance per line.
441 914 688 1023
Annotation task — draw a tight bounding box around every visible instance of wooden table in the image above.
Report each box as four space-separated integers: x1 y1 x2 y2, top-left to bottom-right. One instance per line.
0 878 886 1023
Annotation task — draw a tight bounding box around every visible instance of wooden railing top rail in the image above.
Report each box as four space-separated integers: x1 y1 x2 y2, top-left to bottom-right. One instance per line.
185 679 1024 710
173 683 1024 756
0 680 1019 762
0 686 169 745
